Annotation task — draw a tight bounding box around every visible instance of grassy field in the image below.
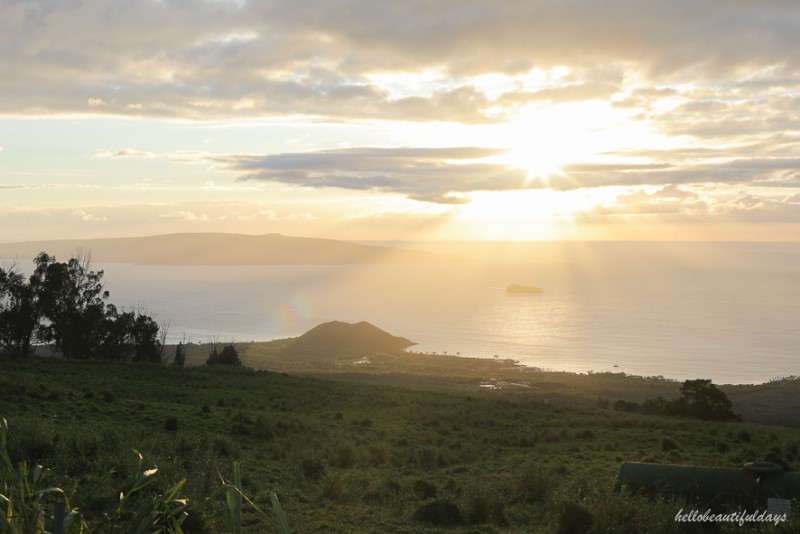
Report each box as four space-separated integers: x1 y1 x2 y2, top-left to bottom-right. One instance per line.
2 358 800 532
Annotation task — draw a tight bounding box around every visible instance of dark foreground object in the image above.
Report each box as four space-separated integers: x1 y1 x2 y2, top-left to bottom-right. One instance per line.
615 461 800 508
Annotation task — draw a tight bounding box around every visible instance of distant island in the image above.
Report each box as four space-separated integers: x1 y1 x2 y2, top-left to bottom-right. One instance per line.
506 284 543 294
0 233 457 265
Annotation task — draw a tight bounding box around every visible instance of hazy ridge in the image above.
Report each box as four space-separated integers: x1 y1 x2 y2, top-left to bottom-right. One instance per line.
0 232 455 265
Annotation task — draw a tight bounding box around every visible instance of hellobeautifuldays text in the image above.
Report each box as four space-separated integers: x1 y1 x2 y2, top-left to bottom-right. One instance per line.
675 508 787 526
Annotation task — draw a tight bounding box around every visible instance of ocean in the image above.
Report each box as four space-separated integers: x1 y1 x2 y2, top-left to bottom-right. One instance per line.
17 241 800 384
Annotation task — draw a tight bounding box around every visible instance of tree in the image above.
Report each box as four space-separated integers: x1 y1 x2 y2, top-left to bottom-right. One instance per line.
98 304 134 361
173 341 186 367
159 319 171 364
0 264 39 359
35 251 110 359
678 379 739 421
128 311 161 363
0 252 166 363
207 344 241 366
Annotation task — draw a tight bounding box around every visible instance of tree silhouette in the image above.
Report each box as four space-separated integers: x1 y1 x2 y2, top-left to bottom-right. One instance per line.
0 252 164 362
35 252 109 359
678 379 739 421
174 341 186 367
0 264 39 359
207 344 241 366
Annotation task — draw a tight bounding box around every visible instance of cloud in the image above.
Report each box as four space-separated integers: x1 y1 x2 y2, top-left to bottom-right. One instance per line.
498 82 620 106
577 185 800 226
219 146 528 203
641 88 800 140
283 212 317 221
587 186 708 217
236 209 277 221
157 211 210 221
0 183 97 190
3 1 799 124
3 0 800 233
195 142 800 202
93 148 156 159
72 209 107 222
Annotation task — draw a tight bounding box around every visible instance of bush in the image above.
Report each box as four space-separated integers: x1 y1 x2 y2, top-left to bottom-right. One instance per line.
514 468 554 503
300 455 326 481
253 416 274 440
368 444 388 466
413 479 438 500
322 477 346 503
613 400 640 413
164 416 179 432
556 502 593 534
661 437 679 451
412 499 463 525
335 444 357 468
230 423 250 436
465 486 506 525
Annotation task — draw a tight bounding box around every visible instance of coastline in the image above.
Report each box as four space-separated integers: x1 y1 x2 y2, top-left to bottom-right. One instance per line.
166 340 800 428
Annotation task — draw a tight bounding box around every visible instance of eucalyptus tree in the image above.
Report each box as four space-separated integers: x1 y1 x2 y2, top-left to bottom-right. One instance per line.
0 264 38 358
34 252 109 359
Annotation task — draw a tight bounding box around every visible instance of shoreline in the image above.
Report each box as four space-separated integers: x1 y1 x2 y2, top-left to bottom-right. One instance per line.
169 340 800 428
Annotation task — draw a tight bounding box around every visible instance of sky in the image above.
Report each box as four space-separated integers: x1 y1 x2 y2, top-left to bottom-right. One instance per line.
2 0 800 242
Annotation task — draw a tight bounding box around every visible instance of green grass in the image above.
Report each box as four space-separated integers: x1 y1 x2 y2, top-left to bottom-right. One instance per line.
1 359 799 532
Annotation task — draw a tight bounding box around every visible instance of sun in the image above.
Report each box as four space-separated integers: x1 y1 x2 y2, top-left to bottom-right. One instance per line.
494 102 613 184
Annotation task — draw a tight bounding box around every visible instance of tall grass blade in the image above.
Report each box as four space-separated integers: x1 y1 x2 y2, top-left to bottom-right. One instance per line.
270 492 290 534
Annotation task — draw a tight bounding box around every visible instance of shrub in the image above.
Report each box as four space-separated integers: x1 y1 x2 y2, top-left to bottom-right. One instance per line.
335 444 357 468
514 468 554 503
300 455 326 481
253 416 274 441
164 416 179 432
556 502 593 534
230 423 250 436
368 444 388 466
613 400 640 413
465 486 506 525
416 447 438 468
661 437 679 451
412 499 463 525
322 477 346 503
413 479 438 500
212 437 235 457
